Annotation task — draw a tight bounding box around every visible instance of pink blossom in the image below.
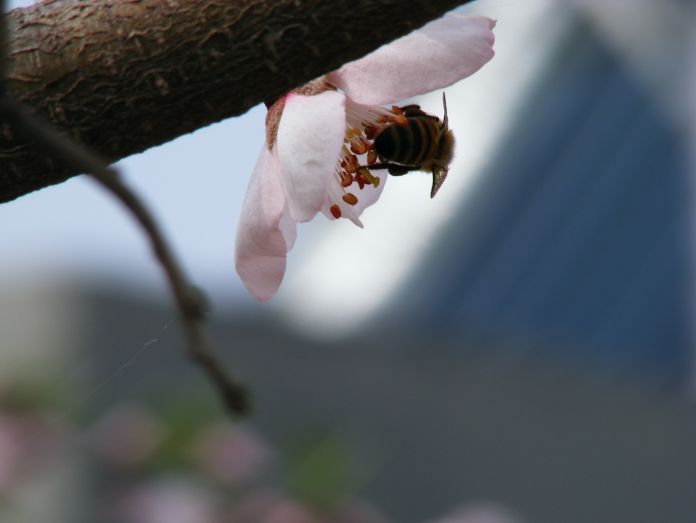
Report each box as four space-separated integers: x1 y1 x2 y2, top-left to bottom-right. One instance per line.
226 492 388 523
427 504 522 523
194 423 272 486
118 478 218 523
88 404 163 469
0 411 64 493
235 14 496 301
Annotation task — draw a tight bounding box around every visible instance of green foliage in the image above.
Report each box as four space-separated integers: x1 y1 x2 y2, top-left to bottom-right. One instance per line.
284 434 363 510
147 392 222 473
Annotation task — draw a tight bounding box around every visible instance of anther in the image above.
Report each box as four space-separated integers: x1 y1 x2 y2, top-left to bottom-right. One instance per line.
367 150 377 165
358 167 380 188
363 124 378 140
350 138 368 155
339 171 353 187
355 171 366 189
330 204 342 219
342 193 358 206
390 114 408 126
344 154 359 173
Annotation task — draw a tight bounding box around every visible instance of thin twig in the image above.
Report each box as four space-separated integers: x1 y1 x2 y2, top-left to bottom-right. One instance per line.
0 0 248 414
0 100 251 415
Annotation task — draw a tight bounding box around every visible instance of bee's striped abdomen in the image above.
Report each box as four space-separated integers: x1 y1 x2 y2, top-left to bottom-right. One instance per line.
374 117 440 167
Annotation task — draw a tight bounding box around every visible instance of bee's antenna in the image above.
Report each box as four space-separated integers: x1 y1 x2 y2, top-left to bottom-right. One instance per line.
442 92 448 130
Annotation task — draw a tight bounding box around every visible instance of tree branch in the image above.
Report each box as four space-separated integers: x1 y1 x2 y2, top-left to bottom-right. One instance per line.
0 0 475 203
0 99 251 414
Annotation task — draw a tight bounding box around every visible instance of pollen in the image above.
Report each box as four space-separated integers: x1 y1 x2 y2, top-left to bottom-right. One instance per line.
342 193 358 206
367 149 377 165
330 205 342 219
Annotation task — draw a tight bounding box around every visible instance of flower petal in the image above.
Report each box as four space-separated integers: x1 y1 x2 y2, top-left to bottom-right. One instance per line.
320 169 388 227
235 146 296 302
352 170 387 212
327 14 496 105
276 90 346 222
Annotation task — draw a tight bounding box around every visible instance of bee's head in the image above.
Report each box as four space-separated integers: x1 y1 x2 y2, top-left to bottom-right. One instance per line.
431 165 449 198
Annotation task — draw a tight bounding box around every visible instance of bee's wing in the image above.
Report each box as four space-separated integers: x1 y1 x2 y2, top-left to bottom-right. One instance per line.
431 166 448 198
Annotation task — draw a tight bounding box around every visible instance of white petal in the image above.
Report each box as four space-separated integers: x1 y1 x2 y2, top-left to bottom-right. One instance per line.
235 146 296 302
321 169 388 226
352 170 387 213
276 91 346 222
327 14 496 105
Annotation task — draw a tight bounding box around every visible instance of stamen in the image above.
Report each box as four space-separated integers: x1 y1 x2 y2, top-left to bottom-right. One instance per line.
391 114 408 126
350 137 368 155
344 154 359 173
357 167 380 188
355 171 366 190
342 193 358 206
339 171 353 187
346 126 361 140
330 98 391 223
364 124 378 140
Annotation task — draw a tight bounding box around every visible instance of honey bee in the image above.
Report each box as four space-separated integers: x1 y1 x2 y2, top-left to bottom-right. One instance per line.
370 92 454 198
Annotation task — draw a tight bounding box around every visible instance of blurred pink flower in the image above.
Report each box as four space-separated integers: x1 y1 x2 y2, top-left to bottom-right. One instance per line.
427 504 522 523
261 499 320 523
0 411 64 492
88 405 163 468
195 423 272 486
227 491 388 523
118 478 218 523
235 13 496 301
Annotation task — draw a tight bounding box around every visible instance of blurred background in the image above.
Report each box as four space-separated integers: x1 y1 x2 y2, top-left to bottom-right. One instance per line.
1 0 695 522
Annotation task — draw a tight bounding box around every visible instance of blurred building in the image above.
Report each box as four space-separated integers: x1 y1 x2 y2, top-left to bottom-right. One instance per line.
394 14 692 385
2 278 696 523
281 1 694 390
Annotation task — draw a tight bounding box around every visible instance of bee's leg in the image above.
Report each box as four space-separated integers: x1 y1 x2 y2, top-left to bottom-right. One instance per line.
369 163 418 176
388 165 411 176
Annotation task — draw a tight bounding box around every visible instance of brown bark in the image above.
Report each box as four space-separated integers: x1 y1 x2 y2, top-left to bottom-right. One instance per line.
0 0 475 203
